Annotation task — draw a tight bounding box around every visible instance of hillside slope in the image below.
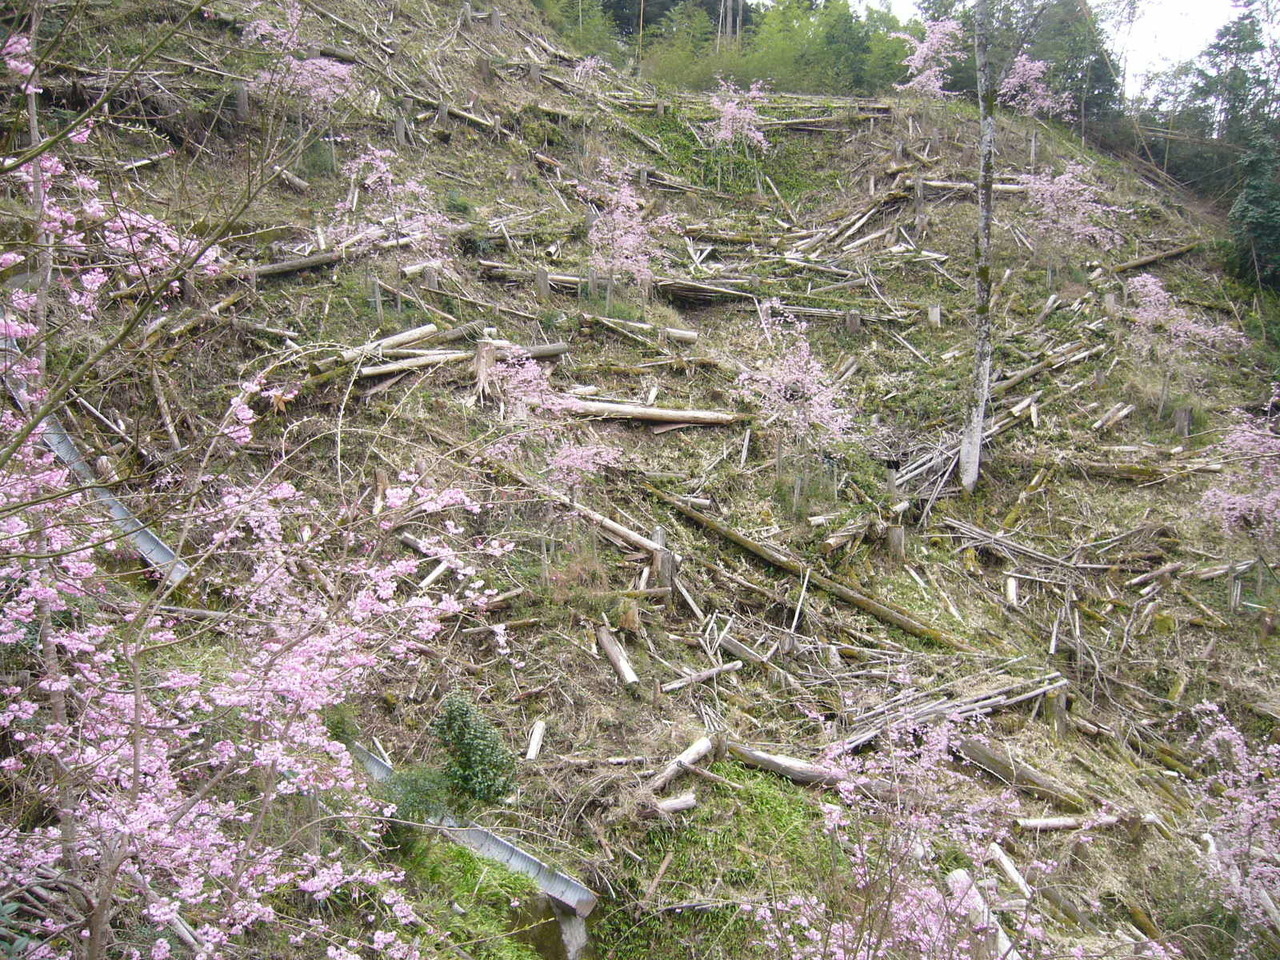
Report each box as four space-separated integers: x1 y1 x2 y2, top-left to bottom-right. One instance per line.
2 2 1279 960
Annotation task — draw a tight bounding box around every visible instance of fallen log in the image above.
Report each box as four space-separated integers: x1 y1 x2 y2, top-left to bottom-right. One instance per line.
953 738 1087 812
902 178 1027 195
478 260 754 302
1112 241 1201 274
649 736 714 793
595 624 639 691
639 790 697 818
726 742 841 786
647 486 962 647
569 399 741 425
239 248 346 278
356 341 569 379
727 742 896 801
661 660 742 693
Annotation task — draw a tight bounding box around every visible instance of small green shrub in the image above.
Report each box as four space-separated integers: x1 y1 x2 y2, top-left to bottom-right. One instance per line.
430 693 517 805
444 189 474 216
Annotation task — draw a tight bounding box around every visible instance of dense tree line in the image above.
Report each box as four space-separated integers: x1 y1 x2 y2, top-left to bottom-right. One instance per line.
534 0 1119 105
535 0 1275 289
1119 0 1279 287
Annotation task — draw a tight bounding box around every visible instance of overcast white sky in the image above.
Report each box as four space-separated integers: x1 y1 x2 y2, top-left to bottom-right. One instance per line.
1113 0 1240 91
880 0 1244 95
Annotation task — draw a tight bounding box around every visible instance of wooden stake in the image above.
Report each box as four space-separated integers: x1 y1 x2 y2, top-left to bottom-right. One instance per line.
885 525 906 564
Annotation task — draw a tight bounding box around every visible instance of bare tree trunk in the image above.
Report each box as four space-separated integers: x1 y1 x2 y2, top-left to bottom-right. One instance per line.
959 0 996 494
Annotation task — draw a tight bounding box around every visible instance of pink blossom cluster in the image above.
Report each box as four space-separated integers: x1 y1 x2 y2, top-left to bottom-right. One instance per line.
3 32 34 77
750 719 1044 960
1 133 224 327
547 442 624 488
999 54 1072 118
343 147 396 193
1127 273 1248 351
579 161 676 285
0 327 510 956
332 151 451 262
488 351 580 417
737 303 853 442
252 56 355 104
572 55 605 88
243 0 356 111
893 19 965 98
218 377 296 446
1200 401 1280 541
707 79 770 151
1188 703 1280 948
1016 162 1123 250
3 32 38 95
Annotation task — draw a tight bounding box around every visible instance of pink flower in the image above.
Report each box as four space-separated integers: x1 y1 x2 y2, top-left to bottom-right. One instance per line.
68 120 95 144
1016 162 1123 249
547 442 624 488
3 34 34 77
893 19 965 98
707 79 770 151
999 54 1072 117
580 160 676 284
573 56 604 87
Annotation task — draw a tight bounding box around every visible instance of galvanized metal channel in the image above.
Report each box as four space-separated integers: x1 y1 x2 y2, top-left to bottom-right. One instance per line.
349 742 598 919
1 334 190 585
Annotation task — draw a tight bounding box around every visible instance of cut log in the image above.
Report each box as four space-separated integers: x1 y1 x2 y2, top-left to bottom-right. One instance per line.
526 720 547 760
240 248 346 279
649 736 714 793
595 624 639 690
640 791 697 818
727 742 897 801
648 487 961 647
661 660 742 693
726 742 841 786
1016 814 1119 832
569 399 741 425
945 869 1024 960
953 738 1087 812
271 164 310 193
315 321 440 370
1112 242 1201 274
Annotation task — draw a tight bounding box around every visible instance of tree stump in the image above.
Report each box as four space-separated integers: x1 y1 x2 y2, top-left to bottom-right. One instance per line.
885 525 906 565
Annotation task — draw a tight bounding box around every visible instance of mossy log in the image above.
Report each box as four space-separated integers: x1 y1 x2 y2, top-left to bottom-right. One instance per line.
646 486 964 648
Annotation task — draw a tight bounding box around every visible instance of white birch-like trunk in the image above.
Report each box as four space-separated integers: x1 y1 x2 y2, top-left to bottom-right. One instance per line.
960 0 996 494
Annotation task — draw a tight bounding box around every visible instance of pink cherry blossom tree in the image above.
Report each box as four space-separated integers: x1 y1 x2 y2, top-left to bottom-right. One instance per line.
705 79 770 191
998 54 1073 117
244 0 358 113
893 19 966 98
1200 385 1280 543
1016 162 1124 251
1127 273 1249 352
737 303 854 508
579 161 676 307
0 24 495 960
